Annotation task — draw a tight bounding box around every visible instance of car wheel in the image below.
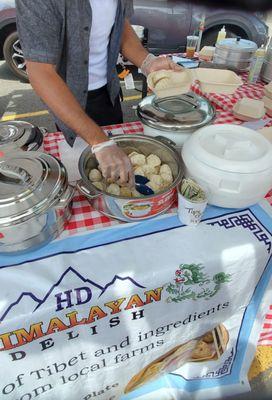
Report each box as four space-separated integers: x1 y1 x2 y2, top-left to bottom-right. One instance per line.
202 27 248 47
3 31 29 82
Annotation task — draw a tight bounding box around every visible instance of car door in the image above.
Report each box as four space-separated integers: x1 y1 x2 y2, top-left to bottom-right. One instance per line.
131 0 192 54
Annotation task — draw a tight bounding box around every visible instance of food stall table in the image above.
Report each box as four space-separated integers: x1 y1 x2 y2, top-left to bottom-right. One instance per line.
1 85 272 398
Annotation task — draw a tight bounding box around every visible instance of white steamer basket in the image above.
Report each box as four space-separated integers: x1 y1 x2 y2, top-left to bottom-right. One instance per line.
182 124 272 209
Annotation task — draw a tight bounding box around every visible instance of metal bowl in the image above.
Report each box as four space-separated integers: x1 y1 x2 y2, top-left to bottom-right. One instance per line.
77 135 183 222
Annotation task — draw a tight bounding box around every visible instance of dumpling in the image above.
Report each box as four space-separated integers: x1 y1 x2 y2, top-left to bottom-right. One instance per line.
134 166 146 177
146 181 161 194
142 164 160 180
149 174 164 188
106 183 120 196
160 164 172 176
120 187 132 197
92 181 104 191
146 154 161 168
130 153 146 167
151 70 171 89
161 173 174 188
89 168 102 182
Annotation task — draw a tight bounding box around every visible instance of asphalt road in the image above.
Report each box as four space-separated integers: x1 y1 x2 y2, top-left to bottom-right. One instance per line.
0 60 142 130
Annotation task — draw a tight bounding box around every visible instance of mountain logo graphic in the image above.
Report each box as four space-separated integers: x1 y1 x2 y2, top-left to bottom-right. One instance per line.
0 267 145 323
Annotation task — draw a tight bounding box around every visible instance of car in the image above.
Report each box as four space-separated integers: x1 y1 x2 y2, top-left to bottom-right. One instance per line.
0 0 268 81
131 1 268 54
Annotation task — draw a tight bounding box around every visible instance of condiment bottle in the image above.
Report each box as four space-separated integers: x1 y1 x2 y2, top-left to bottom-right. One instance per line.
248 45 266 83
216 26 226 43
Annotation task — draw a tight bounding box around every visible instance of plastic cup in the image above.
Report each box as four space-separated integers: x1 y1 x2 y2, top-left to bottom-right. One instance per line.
178 187 207 226
186 35 199 58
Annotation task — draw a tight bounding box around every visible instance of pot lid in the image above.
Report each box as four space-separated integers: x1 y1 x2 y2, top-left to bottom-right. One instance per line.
0 152 67 225
216 38 257 53
0 121 36 151
183 124 272 174
137 93 215 132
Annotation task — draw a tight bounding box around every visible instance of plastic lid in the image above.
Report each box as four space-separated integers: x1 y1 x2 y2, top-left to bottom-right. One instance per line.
216 38 258 53
0 152 67 225
183 124 272 174
137 93 215 132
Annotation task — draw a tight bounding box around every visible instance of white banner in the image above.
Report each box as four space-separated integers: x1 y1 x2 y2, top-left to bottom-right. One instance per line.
0 206 271 400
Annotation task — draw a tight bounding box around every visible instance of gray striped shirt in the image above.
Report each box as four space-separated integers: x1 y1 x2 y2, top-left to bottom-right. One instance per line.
15 0 133 145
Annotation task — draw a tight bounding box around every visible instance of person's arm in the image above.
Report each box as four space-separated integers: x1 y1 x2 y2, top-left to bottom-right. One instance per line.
26 62 108 146
26 62 133 185
120 19 182 76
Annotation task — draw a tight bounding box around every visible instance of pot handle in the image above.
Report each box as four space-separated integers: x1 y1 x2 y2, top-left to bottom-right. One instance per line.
39 127 48 136
76 180 102 199
155 135 177 148
55 185 75 209
0 164 32 186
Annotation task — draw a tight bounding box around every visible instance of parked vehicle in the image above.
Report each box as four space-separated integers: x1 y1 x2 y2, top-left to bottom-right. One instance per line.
0 0 268 81
131 1 268 54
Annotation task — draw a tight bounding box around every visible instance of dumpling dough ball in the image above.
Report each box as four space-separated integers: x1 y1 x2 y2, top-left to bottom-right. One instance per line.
106 183 120 196
134 166 146 177
161 172 174 185
92 181 104 191
142 164 159 178
147 181 161 194
160 164 172 176
146 154 161 168
149 174 164 188
120 187 132 197
89 168 102 182
130 153 146 167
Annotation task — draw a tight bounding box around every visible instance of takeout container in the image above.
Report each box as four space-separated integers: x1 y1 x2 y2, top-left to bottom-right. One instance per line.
0 121 46 152
193 68 243 94
182 124 272 208
77 135 183 222
137 93 215 148
213 38 258 72
147 68 243 97
232 98 265 121
0 152 74 254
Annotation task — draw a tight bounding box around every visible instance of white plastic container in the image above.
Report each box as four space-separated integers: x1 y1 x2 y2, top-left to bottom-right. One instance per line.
232 98 265 121
193 68 243 94
182 124 272 208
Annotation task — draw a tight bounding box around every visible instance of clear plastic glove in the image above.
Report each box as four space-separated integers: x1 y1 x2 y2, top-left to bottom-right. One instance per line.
93 142 134 187
141 53 183 77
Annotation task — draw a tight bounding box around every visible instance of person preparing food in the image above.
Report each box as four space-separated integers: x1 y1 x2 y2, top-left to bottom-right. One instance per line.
15 0 181 187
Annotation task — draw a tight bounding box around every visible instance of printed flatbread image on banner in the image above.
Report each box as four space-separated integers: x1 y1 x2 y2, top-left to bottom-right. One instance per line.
124 325 229 394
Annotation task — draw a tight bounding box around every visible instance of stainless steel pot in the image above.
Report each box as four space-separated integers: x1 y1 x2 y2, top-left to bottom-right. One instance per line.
0 152 74 254
214 38 257 72
0 121 47 152
77 135 183 222
137 93 215 149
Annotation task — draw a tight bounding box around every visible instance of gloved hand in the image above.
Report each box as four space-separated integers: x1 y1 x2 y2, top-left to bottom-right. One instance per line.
141 53 183 77
92 140 134 187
